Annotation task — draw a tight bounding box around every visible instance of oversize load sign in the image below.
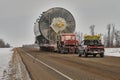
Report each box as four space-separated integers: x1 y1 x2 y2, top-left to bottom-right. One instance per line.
84 35 100 40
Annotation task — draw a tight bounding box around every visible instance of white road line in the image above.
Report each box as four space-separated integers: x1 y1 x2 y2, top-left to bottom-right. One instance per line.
20 49 73 80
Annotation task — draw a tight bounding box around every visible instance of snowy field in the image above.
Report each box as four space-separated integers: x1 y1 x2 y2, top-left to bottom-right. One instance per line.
105 48 120 57
0 48 13 80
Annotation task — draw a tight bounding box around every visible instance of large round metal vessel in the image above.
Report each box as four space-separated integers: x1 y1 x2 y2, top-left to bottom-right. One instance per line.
39 7 76 42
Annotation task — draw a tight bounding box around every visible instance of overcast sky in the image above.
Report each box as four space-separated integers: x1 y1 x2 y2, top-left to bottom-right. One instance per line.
0 0 120 47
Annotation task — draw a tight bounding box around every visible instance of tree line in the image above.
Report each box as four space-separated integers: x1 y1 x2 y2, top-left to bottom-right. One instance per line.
75 24 120 48
104 24 120 48
0 39 10 48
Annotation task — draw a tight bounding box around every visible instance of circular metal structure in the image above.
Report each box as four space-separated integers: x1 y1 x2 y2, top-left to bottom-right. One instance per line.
39 7 76 42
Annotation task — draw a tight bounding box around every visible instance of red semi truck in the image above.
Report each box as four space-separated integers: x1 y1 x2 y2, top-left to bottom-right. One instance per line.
57 33 78 53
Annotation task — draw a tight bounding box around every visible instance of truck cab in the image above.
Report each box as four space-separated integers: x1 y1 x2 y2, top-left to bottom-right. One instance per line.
78 35 104 57
57 33 78 53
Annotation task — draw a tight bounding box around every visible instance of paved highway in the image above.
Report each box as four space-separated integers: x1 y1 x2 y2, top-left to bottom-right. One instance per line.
15 48 120 80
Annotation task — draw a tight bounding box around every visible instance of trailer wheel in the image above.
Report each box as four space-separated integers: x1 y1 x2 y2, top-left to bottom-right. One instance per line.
84 52 88 57
60 48 65 54
93 54 96 57
57 50 60 53
100 53 104 57
78 54 82 57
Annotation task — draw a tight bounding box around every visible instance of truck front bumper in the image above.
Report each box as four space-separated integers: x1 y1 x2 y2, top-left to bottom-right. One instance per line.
87 50 104 54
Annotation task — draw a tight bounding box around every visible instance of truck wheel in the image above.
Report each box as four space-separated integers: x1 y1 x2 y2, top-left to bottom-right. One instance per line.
58 50 60 53
93 54 96 57
84 52 88 57
100 53 104 57
78 54 82 57
85 54 88 57
60 48 65 54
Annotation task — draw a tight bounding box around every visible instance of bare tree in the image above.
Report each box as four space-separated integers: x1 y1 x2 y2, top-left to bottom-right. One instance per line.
111 24 115 47
0 39 5 48
5 43 10 48
115 30 120 47
80 32 83 43
90 25 95 36
103 34 107 47
75 32 81 43
107 24 111 47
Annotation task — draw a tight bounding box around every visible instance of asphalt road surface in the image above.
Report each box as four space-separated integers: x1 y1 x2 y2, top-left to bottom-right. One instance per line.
14 48 120 80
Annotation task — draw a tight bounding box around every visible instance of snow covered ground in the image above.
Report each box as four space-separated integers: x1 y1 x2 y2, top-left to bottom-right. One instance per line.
0 48 31 80
105 48 120 57
0 48 13 80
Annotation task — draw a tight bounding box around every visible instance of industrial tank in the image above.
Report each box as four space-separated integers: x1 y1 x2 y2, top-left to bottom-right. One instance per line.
34 7 76 45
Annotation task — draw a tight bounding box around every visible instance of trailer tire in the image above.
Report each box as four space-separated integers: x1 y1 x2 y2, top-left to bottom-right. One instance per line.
58 50 60 53
84 52 88 57
100 53 104 57
78 54 82 57
60 48 65 54
93 54 96 57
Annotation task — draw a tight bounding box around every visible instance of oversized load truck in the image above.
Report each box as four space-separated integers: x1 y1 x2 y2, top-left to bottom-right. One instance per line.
34 7 78 53
78 34 104 57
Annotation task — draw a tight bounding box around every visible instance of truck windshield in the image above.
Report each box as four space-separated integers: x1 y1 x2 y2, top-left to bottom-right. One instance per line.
84 40 102 46
62 36 75 41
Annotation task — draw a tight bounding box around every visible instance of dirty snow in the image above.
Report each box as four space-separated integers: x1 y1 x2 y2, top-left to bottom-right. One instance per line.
0 48 13 80
12 49 31 80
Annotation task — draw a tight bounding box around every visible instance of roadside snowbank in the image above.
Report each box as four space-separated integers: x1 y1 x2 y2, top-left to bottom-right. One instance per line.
0 48 13 80
11 49 31 80
105 48 120 57
0 48 31 80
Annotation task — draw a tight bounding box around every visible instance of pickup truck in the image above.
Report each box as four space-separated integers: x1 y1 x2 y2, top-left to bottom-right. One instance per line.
78 39 104 57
